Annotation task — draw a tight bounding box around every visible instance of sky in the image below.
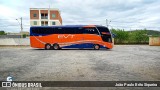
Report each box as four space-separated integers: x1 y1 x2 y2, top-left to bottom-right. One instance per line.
0 0 160 32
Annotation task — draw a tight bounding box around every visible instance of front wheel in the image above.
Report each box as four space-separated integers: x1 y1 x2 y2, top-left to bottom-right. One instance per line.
94 44 100 50
53 43 60 50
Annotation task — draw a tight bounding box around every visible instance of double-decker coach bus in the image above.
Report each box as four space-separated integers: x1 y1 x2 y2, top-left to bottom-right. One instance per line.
30 25 113 50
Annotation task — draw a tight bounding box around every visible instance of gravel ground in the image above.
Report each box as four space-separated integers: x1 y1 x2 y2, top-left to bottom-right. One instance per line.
0 45 160 90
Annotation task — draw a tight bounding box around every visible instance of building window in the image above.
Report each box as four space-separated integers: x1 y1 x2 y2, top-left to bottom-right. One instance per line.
33 14 37 17
45 21 48 26
34 21 37 25
41 13 48 19
41 21 44 26
52 21 56 25
52 14 56 18
41 21 48 26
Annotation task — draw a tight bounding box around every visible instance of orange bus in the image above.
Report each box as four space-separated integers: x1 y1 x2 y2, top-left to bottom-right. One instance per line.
30 25 113 50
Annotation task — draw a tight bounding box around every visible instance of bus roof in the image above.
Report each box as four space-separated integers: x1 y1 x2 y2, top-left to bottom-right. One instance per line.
30 25 107 28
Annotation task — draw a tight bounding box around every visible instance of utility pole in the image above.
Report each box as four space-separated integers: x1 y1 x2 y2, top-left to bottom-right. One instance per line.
16 17 23 38
106 19 111 27
106 19 108 27
20 17 23 32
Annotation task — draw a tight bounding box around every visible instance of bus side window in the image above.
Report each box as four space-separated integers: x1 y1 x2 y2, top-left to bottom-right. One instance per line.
64 27 75 34
39 27 53 34
39 28 43 34
84 28 99 35
54 27 64 34
32 28 39 34
75 27 83 34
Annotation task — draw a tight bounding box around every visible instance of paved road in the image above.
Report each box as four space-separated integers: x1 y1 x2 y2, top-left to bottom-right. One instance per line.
0 45 160 90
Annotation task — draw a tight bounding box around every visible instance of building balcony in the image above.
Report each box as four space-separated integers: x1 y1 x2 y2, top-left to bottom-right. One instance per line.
41 16 48 19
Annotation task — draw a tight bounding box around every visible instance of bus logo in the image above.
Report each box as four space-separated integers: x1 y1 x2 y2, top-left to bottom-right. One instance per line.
58 34 75 39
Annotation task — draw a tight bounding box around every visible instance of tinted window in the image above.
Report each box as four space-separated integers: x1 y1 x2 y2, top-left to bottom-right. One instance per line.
39 27 53 34
97 27 109 34
54 27 64 34
75 27 83 34
84 27 99 35
31 27 84 34
31 27 53 34
53 27 83 34
31 27 39 34
64 27 75 34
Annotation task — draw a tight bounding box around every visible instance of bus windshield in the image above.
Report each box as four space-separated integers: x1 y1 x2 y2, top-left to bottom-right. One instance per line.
97 26 110 34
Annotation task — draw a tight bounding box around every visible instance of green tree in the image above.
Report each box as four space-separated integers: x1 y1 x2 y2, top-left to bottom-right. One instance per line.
0 31 6 35
129 30 148 44
111 29 129 44
22 34 27 38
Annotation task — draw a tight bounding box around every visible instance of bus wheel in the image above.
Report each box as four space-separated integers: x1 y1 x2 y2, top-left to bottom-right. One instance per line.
53 44 60 50
94 44 100 50
45 43 52 50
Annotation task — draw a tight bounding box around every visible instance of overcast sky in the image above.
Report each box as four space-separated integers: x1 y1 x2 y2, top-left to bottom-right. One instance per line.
0 0 160 32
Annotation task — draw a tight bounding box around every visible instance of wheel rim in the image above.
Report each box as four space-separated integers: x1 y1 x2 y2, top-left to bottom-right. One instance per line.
95 45 99 49
54 45 59 49
54 46 58 49
46 45 50 49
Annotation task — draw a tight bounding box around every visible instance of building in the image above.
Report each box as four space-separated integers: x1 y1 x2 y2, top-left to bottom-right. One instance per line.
30 8 62 26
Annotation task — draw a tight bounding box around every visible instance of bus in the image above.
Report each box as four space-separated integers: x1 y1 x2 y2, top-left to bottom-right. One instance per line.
30 25 113 50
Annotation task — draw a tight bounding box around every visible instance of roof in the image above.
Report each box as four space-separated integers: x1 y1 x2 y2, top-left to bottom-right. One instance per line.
30 25 107 28
30 8 60 11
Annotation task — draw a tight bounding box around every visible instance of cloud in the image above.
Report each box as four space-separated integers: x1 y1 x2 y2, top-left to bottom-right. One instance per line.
0 0 160 32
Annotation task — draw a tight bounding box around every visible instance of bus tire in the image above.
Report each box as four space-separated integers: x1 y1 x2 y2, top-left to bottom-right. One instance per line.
94 44 100 50
45 43 52 50
53 43 60 50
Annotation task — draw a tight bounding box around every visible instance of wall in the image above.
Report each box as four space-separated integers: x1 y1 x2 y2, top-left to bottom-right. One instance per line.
30 10 39 19
0 38 30 45
0 35 21 38
149 37 160 46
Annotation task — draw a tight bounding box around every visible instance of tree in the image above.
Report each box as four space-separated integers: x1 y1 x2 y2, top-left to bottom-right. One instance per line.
129 30 148 44
22 34 27 38
0 31 6 35
111 29 129 44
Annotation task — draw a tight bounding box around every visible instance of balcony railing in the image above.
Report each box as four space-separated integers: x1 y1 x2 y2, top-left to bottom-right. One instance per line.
41 16 48 19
